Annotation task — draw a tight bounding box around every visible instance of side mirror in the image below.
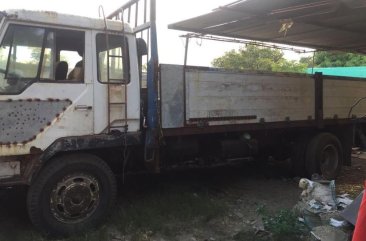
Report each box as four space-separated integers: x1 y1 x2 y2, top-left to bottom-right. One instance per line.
136 38 147 57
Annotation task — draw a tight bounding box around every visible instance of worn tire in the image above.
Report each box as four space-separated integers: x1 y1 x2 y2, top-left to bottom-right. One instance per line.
305 133 343 180
27 153 116 237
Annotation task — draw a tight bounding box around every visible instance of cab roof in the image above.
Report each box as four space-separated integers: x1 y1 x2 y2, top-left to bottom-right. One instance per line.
3 9 132 33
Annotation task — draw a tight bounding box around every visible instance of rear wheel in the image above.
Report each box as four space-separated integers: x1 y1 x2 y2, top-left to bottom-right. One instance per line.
27 153 116 237
305 133 343 179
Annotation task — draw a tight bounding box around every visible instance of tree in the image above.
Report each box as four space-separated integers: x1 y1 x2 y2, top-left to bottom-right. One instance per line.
300 51 366 68
212 45 307 73
299 56 314 68
312 51 366 67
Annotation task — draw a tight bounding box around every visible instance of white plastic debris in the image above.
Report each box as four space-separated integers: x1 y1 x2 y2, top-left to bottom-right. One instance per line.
329 218 348 228
299 178 336 207
337 196 353 206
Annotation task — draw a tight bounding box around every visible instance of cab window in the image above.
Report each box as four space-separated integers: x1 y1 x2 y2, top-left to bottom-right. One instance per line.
96 34 129 83
0 24 85 95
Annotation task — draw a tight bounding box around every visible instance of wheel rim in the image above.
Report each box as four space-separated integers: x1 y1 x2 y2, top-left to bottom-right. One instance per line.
320 144 339 177
50 174 100 223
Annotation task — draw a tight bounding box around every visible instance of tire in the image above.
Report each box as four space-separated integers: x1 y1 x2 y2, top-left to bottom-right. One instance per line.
305 133 343 180
27 153 117 237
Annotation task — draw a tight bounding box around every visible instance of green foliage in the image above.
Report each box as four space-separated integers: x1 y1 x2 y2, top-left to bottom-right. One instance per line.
300 51 366 68
299 56 314 68
313 51 366 67
263 209 300 237
212 45 366 73
272 59 307 73
255 206 305 241
212 45 307 73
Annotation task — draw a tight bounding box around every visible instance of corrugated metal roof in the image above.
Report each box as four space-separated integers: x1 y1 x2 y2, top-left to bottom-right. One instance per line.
168 0 366 53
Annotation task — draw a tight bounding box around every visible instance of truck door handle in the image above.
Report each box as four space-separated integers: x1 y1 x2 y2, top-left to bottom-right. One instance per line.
74 105 93 111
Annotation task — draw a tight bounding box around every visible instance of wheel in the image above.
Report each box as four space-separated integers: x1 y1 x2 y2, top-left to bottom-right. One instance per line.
305 133 343 180
27 153 116 237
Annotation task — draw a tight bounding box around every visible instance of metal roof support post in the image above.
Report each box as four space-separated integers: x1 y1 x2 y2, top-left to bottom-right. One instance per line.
184 35 190 67
183 35 190 126
145 0 160 168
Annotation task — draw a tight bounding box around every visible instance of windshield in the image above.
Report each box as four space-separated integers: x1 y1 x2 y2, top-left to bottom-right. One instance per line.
0 25 45 94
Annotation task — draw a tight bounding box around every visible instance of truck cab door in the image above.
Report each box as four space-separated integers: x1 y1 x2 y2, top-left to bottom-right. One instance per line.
0 24 94 155
92 31 140 134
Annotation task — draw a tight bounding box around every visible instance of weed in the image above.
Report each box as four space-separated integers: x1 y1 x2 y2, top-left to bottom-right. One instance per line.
264 210 300 236
255 206 305 241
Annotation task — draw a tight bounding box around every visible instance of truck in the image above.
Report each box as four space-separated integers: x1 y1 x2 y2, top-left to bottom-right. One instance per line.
0 0 365 237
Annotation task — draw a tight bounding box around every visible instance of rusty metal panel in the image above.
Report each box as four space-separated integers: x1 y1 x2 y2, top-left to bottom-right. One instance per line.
160 64 185 128
185 68 315 125
0 99 71 144
323 78 366 119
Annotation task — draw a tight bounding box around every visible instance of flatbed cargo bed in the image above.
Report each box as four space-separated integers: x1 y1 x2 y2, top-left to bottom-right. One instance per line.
160 64 366 136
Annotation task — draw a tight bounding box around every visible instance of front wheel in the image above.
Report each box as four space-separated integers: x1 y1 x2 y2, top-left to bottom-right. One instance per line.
305 133 343 180
27 154 116 237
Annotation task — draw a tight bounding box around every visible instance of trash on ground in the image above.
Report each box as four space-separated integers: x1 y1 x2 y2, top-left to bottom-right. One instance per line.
329 218 348 228
340 191 364 225
298 178 336 207
337 194 354 209
296 177 357 240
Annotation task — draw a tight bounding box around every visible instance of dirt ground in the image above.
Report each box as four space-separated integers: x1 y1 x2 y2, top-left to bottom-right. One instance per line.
338 154 366 198
0 156 364 241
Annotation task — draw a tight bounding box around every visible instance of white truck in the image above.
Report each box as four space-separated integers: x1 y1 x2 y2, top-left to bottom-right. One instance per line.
0 0 365 236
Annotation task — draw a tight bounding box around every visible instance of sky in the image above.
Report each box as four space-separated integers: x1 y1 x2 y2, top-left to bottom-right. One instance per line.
0 0 306 66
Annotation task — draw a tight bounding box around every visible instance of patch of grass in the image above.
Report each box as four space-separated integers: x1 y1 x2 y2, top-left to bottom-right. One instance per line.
256 206 305 241
264 210 300 238
113 184 227 237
